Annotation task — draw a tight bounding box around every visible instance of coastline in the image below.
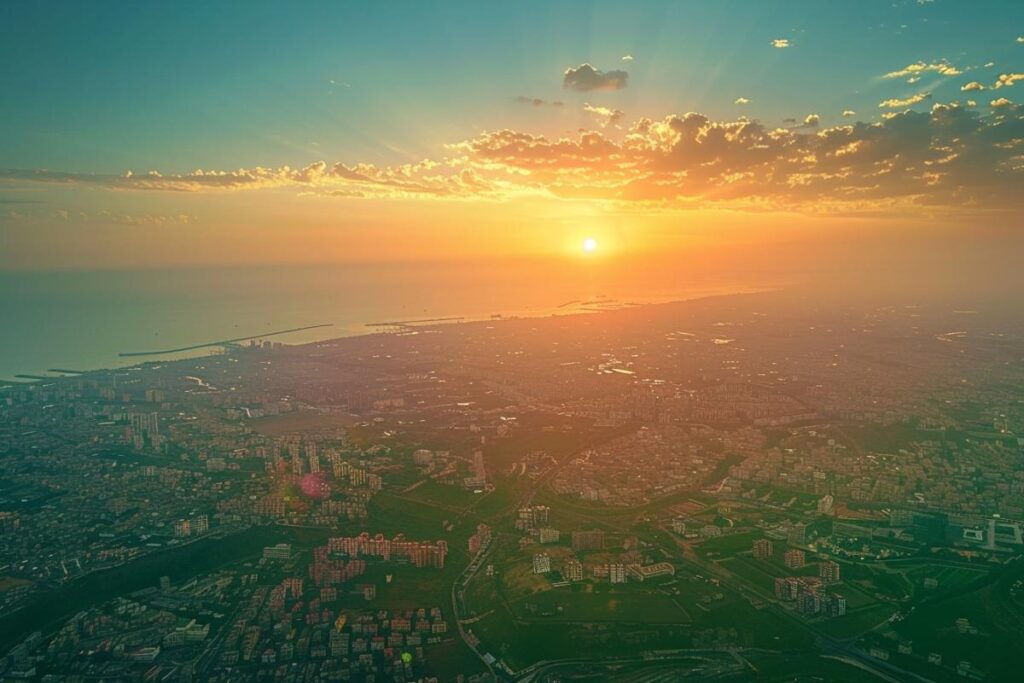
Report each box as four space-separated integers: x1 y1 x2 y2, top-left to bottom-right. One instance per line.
0 285 778 386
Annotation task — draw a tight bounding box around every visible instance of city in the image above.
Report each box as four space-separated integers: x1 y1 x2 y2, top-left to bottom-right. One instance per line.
2 288 1022 681
2 2 1024 681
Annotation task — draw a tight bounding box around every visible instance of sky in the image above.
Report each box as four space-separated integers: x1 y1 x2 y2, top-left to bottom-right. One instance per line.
1 0 1023 271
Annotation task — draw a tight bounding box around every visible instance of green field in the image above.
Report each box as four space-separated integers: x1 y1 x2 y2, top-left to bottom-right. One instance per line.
817 602 895 638
886 561 1024 681
698 530 761 557
509 586 692 623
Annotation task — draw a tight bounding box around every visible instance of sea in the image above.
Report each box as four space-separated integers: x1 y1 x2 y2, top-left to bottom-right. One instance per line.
0 259 777 381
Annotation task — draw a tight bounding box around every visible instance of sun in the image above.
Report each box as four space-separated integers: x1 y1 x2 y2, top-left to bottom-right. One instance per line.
582 237 598 253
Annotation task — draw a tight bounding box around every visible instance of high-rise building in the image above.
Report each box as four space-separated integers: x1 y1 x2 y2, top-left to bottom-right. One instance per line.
532 553 551 574
817 494 835 515
307 443 320 473
608 563 627 584
825 594 847 617
774 576 805 601
784 549 806 568
798 591 821 615
563 558 583 582
753 538 774 560
820 560 841 583
572 529 605 551
538 527 560 544
516 505 550 531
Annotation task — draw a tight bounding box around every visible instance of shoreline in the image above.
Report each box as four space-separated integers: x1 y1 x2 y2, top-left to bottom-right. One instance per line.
0 286 777 385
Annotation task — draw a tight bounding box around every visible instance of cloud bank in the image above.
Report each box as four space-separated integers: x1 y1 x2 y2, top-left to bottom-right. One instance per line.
3 103 1022 213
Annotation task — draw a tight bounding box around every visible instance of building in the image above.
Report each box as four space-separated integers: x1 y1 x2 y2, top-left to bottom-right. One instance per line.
468 524 492 553
824 593 847 617
817 494 835 515
627 562 675 582
774 576 805 601
788 522 807 546
572 529 605 551
753 538 774 560
263 543 292 560
784 549 806 569
464 450 488 489
798 591 821 615
537 527 560 544
532 553 551 574
563 558 583 582
699 524 722 538
173 518 191 538
516 505 550 531
820 560 841 584
608 563 627 584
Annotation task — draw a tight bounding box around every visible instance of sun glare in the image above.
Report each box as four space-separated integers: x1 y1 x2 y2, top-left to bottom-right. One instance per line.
582 237 598 253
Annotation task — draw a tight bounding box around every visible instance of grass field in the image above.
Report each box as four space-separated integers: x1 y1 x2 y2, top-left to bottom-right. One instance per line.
509 586 692 623
886 562 1024 681
816 602 895 638
904 562 990 598
398 478 480 512
698 530 760 557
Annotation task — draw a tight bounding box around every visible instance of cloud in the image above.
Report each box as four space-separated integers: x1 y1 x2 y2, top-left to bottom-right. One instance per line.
734 97 751 105
4 104 1024 213
96 210 195 226
842 110 857 117
563 63 628 92
994 73 1024 89
884 61 962 79
514 96 564 107
990 97 1013 108
5 206 195 226
961 81 986 92
0 162 494 199
880 92 932 108
771 39 790 49
622 54 634 61
782 114 822 131
584 103 625 128
1017 36 1023 43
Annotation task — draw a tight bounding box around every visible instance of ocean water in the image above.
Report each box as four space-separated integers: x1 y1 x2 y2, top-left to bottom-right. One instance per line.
0 259 772 381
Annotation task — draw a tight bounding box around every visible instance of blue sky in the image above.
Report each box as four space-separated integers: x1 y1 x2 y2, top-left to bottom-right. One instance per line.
1 1 1022 270
3 0 1021 172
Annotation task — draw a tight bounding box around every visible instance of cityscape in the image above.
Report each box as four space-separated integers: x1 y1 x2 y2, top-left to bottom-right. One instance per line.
2 288 1024 681
2 1 1024 681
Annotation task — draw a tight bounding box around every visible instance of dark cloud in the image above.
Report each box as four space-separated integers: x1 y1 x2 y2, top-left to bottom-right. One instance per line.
563 63 628 92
